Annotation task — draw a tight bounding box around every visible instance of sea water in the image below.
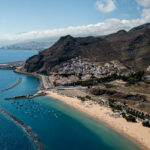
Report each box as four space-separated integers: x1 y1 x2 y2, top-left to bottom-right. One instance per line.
0 49 38 63
0 49 142 150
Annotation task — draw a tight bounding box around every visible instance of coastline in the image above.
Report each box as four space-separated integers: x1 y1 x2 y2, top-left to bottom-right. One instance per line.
0 69 45 150
46 90 150 150
13 69 150 150
14 69 45 90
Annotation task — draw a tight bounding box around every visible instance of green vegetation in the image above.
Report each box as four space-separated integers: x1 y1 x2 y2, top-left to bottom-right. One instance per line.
85 95 91 100
105 84 115 88
126 108 147 120
122 71 145 84
109 101 122 111
124 114 136 122
65 74 118 86
77 96 86 102
77 95 92 102
142 121 150 127
109 103 137 123
65 71 145 87
59 73 75 77
108 99 150 125
78 73 82 80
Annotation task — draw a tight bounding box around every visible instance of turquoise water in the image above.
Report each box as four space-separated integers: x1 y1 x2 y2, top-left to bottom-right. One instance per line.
0 50 142 150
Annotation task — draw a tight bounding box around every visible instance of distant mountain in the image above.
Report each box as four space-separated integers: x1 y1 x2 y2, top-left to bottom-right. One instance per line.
1 41 54 50
25 23 150 74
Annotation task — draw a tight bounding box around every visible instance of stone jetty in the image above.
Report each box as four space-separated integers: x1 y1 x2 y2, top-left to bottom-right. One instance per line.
0 78 22 92
4 91 46 100
0 108 45 150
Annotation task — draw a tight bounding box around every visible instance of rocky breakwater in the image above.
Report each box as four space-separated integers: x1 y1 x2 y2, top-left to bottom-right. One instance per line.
4 91 46 100
1 78 22 92
0 108 45 150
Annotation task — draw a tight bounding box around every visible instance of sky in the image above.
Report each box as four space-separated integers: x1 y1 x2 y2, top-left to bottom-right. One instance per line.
0 0 150 44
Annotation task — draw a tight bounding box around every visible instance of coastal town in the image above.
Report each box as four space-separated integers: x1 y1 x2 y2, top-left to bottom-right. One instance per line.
50 56 128 85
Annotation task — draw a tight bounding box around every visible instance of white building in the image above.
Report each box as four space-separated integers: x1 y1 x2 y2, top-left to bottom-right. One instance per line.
147 66 150 71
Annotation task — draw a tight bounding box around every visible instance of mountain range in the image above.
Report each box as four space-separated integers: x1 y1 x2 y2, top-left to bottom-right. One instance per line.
25 23 150 74
1 41 54 50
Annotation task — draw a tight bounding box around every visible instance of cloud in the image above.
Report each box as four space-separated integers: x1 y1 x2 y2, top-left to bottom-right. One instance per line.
136 0 150 23
141 8 150 18
96 0 116 13
136 0 150 8
0 0 150 44
0 17 149 42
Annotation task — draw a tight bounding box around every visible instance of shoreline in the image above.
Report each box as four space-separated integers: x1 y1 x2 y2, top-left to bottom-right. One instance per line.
0 68 46 150
14 69 45 90
0 108 45 150
46 90 150 150
13 69 150 150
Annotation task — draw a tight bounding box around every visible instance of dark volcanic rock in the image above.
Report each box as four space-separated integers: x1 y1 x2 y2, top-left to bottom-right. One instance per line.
25 23 150 74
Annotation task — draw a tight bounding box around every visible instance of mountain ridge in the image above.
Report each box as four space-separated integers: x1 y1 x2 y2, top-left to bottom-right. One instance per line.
25 23 150 74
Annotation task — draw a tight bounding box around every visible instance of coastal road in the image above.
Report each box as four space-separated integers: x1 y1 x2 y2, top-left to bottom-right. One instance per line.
40 75 53 90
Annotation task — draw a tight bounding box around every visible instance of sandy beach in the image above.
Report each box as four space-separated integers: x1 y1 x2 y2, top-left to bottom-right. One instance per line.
46 90 150 150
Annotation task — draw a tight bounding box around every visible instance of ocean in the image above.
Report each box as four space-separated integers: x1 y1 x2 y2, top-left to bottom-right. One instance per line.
0 49 38 63
0 49 141 150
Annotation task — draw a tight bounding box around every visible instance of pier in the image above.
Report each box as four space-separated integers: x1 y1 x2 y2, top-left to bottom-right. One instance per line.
0 77 22 92
4 91 46 100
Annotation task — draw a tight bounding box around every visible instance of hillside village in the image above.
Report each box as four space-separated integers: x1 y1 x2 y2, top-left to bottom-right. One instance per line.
51 56 128 85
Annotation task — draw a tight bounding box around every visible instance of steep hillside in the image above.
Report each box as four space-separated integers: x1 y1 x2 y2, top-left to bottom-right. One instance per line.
25 23 150 74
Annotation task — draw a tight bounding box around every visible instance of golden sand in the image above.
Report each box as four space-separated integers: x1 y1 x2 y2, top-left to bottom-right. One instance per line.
46 90 150 150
